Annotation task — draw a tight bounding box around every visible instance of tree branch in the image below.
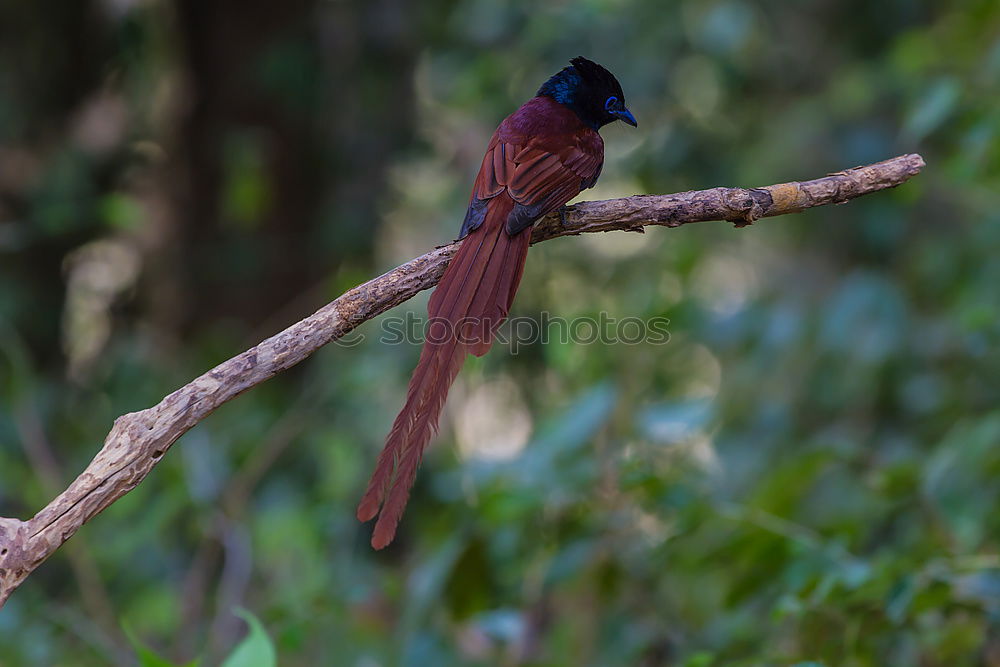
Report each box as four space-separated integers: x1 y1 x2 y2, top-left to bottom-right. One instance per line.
0 153 925 606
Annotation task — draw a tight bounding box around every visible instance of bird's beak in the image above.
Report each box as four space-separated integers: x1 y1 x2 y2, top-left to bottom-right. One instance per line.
617 108 638 127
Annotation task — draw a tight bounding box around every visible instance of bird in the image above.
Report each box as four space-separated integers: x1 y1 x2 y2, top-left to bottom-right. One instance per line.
356 56 637 549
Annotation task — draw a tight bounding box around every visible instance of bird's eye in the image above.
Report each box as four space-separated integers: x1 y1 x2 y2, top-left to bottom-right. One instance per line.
604 96 619 111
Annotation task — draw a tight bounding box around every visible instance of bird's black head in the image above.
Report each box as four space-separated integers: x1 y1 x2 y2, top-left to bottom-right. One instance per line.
537 56 637 130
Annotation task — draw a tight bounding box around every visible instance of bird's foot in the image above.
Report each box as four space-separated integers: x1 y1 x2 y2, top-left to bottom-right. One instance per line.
558 206 570 227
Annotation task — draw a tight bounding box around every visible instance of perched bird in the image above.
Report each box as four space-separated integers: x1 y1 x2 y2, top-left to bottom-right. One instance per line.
357 57 637 549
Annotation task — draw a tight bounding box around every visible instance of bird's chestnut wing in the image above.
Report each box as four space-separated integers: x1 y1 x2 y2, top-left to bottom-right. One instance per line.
460 131 603 238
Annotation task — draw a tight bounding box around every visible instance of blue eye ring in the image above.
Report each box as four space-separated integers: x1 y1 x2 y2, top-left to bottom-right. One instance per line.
604 96 619 111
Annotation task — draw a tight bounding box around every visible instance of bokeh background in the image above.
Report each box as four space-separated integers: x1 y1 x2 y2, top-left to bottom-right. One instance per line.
1 0 999 664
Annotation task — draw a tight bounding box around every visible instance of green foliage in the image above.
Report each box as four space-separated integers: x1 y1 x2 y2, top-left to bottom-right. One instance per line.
221 610 277 667
1 0 999 665
124 609 275 667
128 630 199 667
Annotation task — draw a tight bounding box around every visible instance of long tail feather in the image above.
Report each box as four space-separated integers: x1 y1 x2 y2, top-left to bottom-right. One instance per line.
357 196 531 548
355 224 493 523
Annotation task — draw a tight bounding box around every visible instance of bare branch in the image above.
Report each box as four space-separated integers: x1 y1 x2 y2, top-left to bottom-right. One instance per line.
0 153 925 606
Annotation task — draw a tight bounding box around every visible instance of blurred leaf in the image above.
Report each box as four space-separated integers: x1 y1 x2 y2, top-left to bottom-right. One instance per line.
637 398 712 444
125 625 199 667
903 77 960 142
400 533 467 652
886 575 915 625
222 133 270 229
99 193 143 230
443 537 493 619
220 608 277 667
682 651 715 667
922 413 1000 549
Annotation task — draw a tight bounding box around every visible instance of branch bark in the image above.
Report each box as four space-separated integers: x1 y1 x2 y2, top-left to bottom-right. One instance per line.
0 153 925 606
